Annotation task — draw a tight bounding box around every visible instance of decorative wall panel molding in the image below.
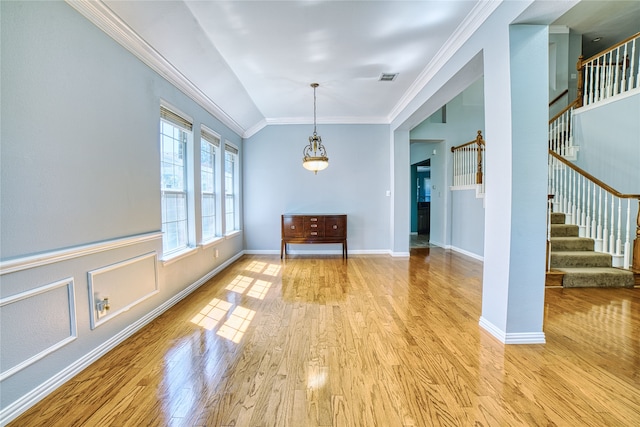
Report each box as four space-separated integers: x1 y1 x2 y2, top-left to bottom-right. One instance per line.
0 232 161 276
0 278 77 381
87 252 159 329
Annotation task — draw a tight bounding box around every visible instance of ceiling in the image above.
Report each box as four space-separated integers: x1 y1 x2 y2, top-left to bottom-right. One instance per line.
95 1 639 136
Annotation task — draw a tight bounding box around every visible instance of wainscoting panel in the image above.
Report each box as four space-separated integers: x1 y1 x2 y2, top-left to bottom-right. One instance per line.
0 278 77 381
88 252 158 329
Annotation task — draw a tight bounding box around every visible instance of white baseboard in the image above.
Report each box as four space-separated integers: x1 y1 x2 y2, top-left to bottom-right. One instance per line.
449 246 484 261
243 249 392 256
479 316 546 344
0 251 244 426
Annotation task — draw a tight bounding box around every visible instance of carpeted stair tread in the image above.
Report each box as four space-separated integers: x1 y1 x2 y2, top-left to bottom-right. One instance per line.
550 224 579 237
550 212 566 224
550 251 612 268
550 237 594 252
554 267 635 288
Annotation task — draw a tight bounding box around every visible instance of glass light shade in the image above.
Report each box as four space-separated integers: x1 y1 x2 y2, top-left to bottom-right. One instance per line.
302 156 329 174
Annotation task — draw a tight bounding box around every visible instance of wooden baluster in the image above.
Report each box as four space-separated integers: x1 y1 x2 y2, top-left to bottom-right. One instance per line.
468 146 472 186
571 169 577 225
596 58 602 103
562 161 568 214
569 109 573 152
560 113 565 156
591 184 597 240
603 191 609 253
606 51 613 98
634 198 640 270
585 180 592 238
609 196 616 255
585 61 596 105
595 187 603 252
623 198 631 269
578 176 586 236
620 44 627 94
616 197 623 258
630 38 638 90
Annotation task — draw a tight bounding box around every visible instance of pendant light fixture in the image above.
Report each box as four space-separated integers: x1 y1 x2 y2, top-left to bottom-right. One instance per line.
302 83 329 174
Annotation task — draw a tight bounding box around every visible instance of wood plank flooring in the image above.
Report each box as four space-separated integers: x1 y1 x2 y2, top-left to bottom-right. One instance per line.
9 248 640 426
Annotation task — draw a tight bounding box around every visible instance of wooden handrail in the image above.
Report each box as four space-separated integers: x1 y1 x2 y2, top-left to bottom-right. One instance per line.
549 150 640 270
549 98 579 124
549 151 640 199
451 131 485 185
581 32 640 65
450 130 484 152
576 32 640 107
549 89 569 107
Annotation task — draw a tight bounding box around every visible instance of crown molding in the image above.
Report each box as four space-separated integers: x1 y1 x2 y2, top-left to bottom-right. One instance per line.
243 116 388 138
387 0 502 123
65 0 246 137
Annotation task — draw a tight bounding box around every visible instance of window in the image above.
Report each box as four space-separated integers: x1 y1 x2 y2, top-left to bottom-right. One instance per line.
201 127 220 242
160 106 192 255
224 143 239 234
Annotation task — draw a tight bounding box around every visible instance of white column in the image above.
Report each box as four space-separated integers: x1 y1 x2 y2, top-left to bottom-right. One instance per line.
480 24 547 344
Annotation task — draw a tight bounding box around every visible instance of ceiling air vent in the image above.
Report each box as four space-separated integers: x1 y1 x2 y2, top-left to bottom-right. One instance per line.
379 73 398 82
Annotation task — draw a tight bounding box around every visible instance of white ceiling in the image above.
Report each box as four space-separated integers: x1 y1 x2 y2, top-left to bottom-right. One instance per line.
94 0 639 136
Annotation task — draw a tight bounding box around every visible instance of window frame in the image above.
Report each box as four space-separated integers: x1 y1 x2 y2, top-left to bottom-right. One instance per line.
200 126 221 244
224 142 240 235
159 104 194 259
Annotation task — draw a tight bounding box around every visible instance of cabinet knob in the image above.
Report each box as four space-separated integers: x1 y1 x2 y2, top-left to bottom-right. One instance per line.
310 218 318 222
311 232 318 236
333 225 338 229
311 224 318 228
290 225 295 229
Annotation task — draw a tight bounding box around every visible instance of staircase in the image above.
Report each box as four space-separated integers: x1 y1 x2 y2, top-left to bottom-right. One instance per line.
547 212 635 288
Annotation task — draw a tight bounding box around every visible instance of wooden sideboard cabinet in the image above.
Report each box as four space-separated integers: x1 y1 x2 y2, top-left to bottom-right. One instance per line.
281 214 347 258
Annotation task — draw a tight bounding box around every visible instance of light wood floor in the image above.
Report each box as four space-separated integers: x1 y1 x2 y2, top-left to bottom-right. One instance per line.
10 248 640 426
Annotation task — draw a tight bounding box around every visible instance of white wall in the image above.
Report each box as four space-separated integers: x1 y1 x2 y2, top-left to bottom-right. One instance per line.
1 2 243 419
243 124 391 254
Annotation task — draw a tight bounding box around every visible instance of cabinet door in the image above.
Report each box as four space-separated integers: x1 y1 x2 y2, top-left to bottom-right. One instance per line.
282 216 304 238
324 215 346 238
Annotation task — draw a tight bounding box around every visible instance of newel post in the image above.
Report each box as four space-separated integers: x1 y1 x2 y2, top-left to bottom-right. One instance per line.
576 55 584 108
475 130 484 185
633 198 640 270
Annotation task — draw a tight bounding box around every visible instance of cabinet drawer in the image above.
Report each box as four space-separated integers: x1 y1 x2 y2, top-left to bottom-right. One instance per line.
324 216 346 237
304 216 325 237
282 216 304 237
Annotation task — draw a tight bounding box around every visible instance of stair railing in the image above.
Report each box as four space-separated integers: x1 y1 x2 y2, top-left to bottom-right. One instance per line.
548 150 640 270
577 32 640 108
548 99 580 160
451 130 485 194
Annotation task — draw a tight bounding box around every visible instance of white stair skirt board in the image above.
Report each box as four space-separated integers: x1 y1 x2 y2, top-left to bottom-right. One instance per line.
479 316 546 344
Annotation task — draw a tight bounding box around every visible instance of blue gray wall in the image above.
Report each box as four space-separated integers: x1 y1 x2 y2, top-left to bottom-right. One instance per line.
573 93 640 195
410 79 486 257
1 1 243 418
243 124 392 254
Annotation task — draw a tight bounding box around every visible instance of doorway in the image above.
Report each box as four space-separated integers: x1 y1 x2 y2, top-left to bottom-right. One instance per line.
411 159 431 248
